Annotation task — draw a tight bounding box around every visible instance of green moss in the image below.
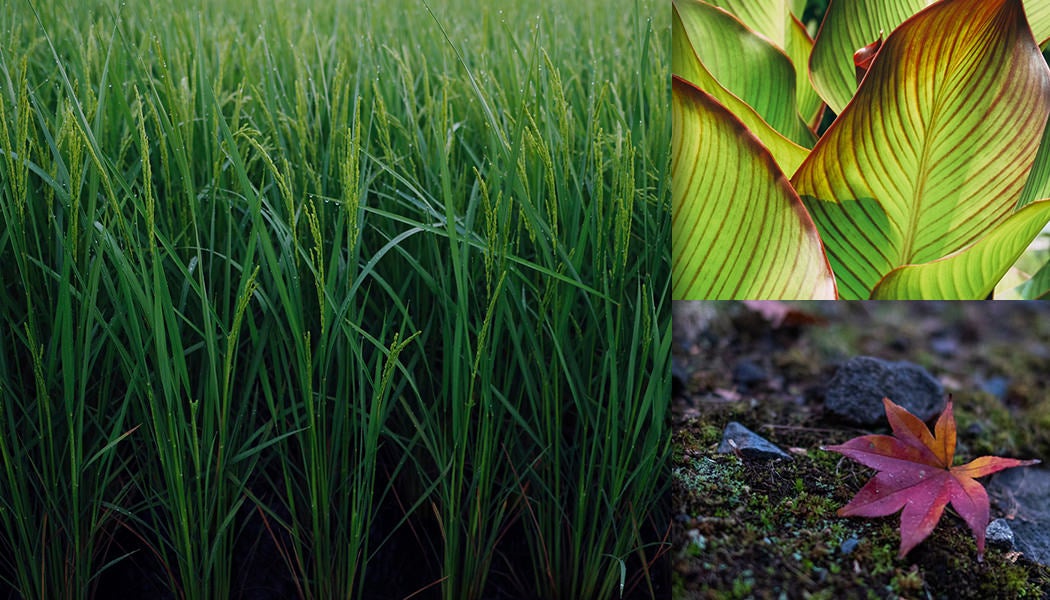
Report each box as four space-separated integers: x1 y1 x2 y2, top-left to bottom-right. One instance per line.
672 442 1050 598
672 304 1050 597
954 391 1021 457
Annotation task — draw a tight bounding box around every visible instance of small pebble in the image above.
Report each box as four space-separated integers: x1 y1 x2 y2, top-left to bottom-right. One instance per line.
717 422 791 461
732 360 766 389
929 334 958 357
986 518 1015 549
979 376 1009 400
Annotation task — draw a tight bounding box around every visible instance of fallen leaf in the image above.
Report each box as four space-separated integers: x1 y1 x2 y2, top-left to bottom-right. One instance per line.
741 300 827 328
823 397 1040 560
712 388 742 402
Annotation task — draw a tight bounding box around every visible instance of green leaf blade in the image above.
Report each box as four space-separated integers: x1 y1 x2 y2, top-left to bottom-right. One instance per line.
872 200 1050 298
1016 251 1050 298
672 3 810 173
786 16 824 128
809 0 929 114
706 0 791 48
672 77 836 299
794 0 1050 299
674 0 815 148
1024 0 1050 45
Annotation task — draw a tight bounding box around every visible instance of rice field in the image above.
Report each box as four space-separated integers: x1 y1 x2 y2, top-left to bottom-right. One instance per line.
0 0 669 598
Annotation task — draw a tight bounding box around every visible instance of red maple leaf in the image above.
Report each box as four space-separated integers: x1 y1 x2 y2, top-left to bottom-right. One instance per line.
824 397 1040 560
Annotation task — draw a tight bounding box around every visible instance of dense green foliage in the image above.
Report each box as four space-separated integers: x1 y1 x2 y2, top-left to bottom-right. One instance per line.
673 0 1050 299
0 0 670 597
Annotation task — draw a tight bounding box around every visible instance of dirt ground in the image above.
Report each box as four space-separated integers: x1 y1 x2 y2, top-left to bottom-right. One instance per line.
671 301 1050 599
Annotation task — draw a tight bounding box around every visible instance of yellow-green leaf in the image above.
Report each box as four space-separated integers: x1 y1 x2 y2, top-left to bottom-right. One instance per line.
672 3 810 173
872 201 1050 298
810 0 931 114
672 77 836 299
673 0 815 147
1025 0 1050 44
1016 253 1050 298
786 15 824 127
794 0 1050 299
707 0 791 48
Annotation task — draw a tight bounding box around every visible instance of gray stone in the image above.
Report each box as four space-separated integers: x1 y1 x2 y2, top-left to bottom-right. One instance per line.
1009 521 1050 566
732 360 766 388
985 518 1014 549
717 421 791 460
987 467 1050 566
824 356 944 425
979 376 1010 400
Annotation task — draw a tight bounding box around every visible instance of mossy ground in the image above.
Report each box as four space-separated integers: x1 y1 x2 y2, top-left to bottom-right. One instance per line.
672 302 1050 599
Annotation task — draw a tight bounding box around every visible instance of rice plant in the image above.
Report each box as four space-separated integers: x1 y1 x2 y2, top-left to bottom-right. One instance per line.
0 0 669 597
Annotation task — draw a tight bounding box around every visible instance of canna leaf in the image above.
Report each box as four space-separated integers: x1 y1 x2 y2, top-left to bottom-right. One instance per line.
672 2 810 173
870 200 1050 298
810 0 1050 114
706 0 792 49
824 398 1040 560
671 77 836 299
1016 255 1050 299
673 0 815 147
1025 0 1050 45
790 0 807 21
809 0 930 114
793 0 1050 299
786 15 824 127
705 0 825 127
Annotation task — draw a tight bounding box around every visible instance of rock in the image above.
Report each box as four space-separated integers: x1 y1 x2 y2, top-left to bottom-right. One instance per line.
1009 521 1050 566
824 356 944 425
839 537 860 555
929 333 959 357
716 422 791 461
732 360 766 389
672 302 718 349
985 519 1014 549
978 376 1009 400
987 467 1050 566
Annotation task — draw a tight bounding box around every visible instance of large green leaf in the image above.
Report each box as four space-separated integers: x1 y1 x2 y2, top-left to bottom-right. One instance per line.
673 0 815 147
790 0 808 21
871 201 1050 298
811 0 1050 114
707 0 792 48
793 0 1050 299
672 3 810 173
672 77 836 300
786 15 824 127
1016 251 1050 298
1018 78 1050 208
809 0 932 114
1024 0 1050 44
704 0 823 125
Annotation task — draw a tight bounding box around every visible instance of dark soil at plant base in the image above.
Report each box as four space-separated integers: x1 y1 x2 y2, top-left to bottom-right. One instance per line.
671 302 1050 599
